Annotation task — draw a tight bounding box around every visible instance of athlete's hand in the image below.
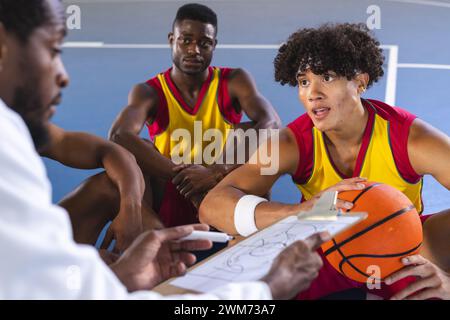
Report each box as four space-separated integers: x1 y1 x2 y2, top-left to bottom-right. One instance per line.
101 202 143 254
385 255 450 300
172 164 223 199
110 224 213 292
300 177 368 212
261 231 330 300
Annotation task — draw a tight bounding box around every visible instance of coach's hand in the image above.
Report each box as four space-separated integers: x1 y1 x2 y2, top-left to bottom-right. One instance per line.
172 164 223 199
300 177 368 212
386 255 450 300
260 231 330 300
110 224 212 292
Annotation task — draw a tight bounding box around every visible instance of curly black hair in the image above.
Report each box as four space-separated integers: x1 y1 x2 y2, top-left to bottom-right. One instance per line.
274 23 385 88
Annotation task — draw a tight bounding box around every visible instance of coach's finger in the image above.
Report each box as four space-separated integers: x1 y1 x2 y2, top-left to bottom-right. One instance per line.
304 231 331 251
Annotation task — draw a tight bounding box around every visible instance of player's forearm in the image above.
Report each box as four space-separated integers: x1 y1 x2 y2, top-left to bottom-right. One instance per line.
253 201 305 230
199 184 302 235
101 145 145 214
110 131 175 179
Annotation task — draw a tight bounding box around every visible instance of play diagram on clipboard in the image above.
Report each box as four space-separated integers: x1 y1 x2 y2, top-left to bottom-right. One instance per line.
171 191 367 293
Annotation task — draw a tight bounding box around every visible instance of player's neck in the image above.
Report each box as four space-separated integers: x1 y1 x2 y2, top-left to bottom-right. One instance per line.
170 66 209 93
325 99 368 148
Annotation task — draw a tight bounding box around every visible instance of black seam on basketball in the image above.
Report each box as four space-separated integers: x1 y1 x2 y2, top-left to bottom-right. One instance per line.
338 252 371 280
342 242 422 281
334 239 348 275
333 239 371 279
347 242 422 259
332 238 346 274
338 258 372 280
324 204 416 257
347 183 382 209
344 242 422 260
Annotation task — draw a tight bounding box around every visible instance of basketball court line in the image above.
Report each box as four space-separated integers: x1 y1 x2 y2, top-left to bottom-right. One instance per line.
62 42 280 49
62 41 404 104
397 63 450 70
384 45 398 106
61 40 450 107
63 42 401 51
385 0 450 9
60 39 450 115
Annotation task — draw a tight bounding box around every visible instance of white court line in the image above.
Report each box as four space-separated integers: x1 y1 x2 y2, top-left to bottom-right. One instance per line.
63 42 280 49
385 0 450 9
63 42 399 50
385 45 399 106
63 42 450 106
63 41 104 48
62 42 400 104
398 63 450 70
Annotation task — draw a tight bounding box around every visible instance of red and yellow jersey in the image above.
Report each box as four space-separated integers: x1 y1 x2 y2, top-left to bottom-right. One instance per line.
145 67 242 164
287 99 424 213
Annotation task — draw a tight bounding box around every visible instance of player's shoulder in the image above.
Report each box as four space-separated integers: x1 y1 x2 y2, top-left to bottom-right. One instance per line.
130 81 159 101
287 113 314 134
280 126 299 146
215 67 256 101
142 67 175 94
365 99 416 124
215 66 236 77
145 69 163 84
216 66 253 82
408 117 448 146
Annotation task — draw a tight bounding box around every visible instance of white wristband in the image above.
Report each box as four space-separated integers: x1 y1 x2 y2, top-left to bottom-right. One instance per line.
234 195 268 237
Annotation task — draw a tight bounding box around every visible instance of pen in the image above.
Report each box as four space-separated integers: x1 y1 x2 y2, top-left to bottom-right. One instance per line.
180 230 234 243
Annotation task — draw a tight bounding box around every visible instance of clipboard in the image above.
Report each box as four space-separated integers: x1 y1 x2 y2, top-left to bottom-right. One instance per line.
169 191 367 293
296 190 368 237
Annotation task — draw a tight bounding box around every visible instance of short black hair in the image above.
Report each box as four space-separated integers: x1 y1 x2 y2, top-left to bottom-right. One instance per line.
274 23 385 88
0 0 54 43
173 3 217 32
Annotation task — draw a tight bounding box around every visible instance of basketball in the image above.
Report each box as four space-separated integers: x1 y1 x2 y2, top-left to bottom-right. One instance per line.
321 182 423 283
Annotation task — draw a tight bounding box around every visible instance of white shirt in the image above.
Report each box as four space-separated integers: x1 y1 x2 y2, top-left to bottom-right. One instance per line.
0 99 271 300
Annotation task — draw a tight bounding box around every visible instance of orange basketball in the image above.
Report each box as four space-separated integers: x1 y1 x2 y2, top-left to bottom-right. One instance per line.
321 181 423 283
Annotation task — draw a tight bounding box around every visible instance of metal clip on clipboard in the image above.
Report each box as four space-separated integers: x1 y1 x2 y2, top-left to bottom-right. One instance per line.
297 191 368 222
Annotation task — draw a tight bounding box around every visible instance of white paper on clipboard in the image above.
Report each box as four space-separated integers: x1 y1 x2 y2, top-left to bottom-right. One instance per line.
170 196 367 293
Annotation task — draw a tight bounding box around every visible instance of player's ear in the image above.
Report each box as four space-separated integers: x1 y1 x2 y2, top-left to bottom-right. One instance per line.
213 38 218 50
355 73 369 94
168 32 174 46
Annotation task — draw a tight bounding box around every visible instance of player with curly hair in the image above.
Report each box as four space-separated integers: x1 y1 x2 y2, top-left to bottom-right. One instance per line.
200 23 450 300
